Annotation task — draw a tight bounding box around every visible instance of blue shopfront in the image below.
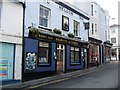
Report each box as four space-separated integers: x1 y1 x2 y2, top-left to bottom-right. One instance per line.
22 31 88 81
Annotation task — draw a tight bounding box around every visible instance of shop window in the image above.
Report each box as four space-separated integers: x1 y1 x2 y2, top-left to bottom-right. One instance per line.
70 46 80 64
39 42 50 65
39 5 50 28
111 48 117 57
74 20 79 36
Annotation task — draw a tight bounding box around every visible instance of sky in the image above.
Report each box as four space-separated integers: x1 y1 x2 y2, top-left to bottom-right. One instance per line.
96 0 119 25
65 0 119 25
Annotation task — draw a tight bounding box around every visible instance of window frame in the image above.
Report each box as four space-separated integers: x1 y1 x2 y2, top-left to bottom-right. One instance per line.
39 5 50 28
38 41 51 66
70 46 81 65
91 4 94 16
111 38 116 43
92 23 94 35
74 20 80 36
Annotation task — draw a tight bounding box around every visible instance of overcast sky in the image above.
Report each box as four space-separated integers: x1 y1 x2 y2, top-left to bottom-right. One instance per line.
96 0 119 24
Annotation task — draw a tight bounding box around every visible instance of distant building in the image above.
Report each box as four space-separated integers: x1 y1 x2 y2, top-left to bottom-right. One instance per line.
67 0 112 65
110 24 120 61
0 0 23 82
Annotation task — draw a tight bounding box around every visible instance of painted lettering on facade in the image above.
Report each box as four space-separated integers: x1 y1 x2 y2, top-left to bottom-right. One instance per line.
59 5 73 15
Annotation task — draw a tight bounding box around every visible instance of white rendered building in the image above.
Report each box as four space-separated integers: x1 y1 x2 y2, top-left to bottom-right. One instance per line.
0 0 23 82
110 24 120 61
66 0 112 65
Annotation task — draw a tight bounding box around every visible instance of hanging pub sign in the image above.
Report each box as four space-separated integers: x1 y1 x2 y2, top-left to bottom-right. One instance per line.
84 22 89 30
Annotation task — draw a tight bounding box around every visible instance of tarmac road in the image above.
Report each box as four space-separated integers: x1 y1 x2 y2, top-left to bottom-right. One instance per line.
35 62 119 89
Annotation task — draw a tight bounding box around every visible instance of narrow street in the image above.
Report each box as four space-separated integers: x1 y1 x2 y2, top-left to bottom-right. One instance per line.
28 62 119 89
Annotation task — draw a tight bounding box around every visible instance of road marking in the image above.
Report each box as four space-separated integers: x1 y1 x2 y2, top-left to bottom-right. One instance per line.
27 78 69 90
26 64 117 90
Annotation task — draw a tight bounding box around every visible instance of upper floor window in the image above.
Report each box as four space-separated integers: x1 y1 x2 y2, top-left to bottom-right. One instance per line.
74 20 79 36
91 4 93 16
111 38 116 43
111 29 115 33
92 23 94 35
39 5 50 28
95 24 97 32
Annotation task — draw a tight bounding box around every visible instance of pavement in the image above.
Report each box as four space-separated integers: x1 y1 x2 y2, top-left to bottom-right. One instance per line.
1 61 119 90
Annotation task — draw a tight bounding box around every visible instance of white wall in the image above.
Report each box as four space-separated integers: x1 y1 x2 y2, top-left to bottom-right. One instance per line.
15 44 22 80
25 0 89 41
67 1 110 42
1 1 23 37
0 0 23 80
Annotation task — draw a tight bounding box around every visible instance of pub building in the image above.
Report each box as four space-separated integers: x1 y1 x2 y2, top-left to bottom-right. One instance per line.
23 0 89 81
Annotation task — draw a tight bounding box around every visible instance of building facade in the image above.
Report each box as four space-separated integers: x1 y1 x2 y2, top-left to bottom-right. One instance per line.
67 0 112 66
110 24 120 61
23 0 89 81
0 0 23 82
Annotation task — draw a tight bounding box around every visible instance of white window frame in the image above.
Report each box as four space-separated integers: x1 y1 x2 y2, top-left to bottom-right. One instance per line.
39 5 50 28
74 20 80 37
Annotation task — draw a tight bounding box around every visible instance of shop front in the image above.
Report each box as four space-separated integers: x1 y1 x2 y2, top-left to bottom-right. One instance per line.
22 30 88 81
0 42 15 81
103 41 113 63
88 37 102 67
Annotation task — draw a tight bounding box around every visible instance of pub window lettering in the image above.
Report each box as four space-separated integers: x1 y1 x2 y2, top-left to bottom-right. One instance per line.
39 5 50 28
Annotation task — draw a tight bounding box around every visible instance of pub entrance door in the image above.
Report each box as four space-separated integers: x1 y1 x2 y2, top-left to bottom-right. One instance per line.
57 44 65 73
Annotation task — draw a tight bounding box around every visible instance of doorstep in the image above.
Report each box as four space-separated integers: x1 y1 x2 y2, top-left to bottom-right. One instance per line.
0 79 20 85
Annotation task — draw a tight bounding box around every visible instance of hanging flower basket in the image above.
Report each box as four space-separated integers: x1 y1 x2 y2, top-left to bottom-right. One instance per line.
28 27 39 38
53 28 61 35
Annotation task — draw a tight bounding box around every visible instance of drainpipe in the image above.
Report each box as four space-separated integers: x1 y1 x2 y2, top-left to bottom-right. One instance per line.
21 0 26 82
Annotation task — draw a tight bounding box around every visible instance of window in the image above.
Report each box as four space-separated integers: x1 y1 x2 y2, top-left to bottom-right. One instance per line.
111 48 117 57
39 42 50 65
39 5 50 27
74 20 79 36
111 38 116 43
111 29 115 33
95 24 97 32
92 23 94 35
70 46 80 64
91 4 93 16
